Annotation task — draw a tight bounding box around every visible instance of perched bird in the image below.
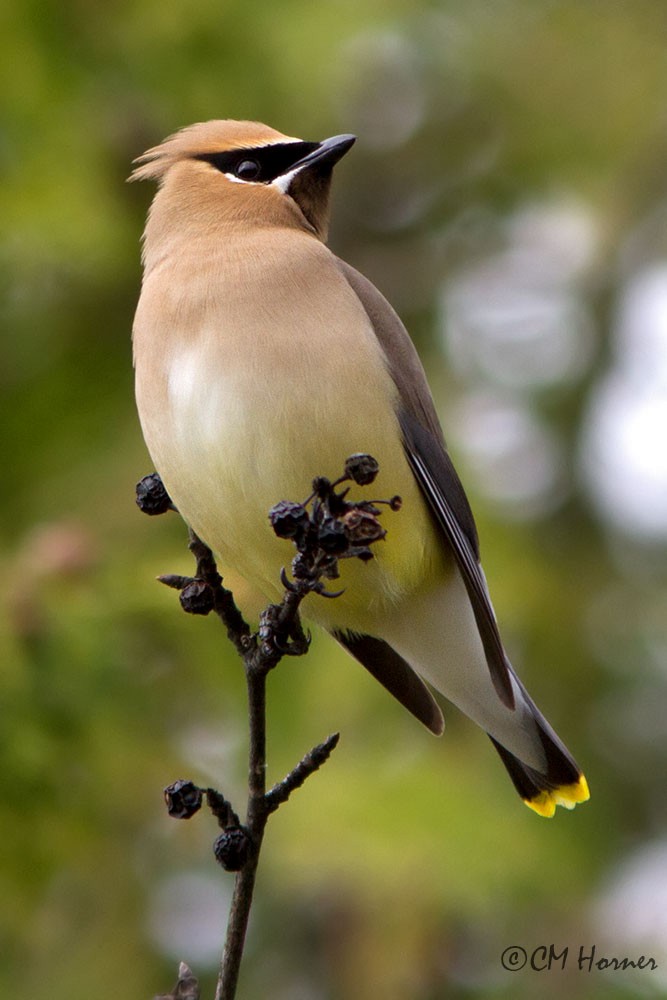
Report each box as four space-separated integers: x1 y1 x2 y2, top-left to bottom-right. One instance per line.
131 120 589 817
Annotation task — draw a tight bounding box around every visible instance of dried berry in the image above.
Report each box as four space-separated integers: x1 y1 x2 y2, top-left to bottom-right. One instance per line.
180 579 215 615
344 454 379 486
164 780 203 819
135 473 173 515
269 501 310 539
213 826 252 871
342 508 386 544
318 518 349 555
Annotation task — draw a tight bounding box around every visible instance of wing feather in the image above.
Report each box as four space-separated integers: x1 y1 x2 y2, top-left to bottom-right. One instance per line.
337 258 514 709
333 631 444 735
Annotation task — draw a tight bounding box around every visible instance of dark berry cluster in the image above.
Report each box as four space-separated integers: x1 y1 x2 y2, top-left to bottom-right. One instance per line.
164 779 250 871
268 454 401 594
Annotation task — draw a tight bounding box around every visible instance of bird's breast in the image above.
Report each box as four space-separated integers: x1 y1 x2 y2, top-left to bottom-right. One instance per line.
133 234 444 628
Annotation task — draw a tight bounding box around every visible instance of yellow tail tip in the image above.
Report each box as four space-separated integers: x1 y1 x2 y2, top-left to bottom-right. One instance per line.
524 775 590 818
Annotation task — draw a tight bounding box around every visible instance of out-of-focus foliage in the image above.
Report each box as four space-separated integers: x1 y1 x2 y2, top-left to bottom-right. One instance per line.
3 2 667 998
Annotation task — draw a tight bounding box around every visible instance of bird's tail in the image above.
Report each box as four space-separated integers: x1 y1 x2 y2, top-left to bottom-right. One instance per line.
489 712 589 818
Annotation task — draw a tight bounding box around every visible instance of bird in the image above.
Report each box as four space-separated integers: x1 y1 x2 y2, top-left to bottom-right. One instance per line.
131 119 589 818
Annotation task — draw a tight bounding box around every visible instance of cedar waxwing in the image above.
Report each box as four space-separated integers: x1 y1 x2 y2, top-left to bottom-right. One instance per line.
131 120 589 817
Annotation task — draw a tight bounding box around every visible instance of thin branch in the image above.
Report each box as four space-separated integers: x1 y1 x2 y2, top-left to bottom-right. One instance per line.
265 733 341 814
136 455 400 1000
215 661 267 1000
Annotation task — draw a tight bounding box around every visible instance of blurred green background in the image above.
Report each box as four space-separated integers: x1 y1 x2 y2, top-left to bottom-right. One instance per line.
3 1 667 998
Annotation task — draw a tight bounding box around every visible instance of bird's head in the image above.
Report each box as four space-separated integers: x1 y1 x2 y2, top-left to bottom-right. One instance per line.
130 119 356 242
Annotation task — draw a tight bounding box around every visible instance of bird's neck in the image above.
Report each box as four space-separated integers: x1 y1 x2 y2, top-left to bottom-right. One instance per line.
141 169 320 276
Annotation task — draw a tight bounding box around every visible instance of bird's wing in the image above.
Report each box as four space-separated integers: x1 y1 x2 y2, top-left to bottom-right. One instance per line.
336 258 515 709
332 631 444 734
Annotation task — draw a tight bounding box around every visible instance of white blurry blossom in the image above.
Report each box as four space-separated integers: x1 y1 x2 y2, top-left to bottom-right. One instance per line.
177 721 244 789
441 197 598 391
581 263 667 539
148 870 233 966
592 841 667 989
334 31 425 151
439 197 597 517
449 391 566 517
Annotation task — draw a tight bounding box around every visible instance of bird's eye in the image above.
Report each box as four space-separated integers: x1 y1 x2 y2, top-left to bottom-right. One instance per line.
235 159 261 181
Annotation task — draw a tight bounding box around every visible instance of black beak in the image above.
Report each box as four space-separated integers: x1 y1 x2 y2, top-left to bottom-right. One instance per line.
291 133 356 174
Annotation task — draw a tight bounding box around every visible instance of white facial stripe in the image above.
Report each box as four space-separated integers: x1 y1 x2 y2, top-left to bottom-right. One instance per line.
223 173 260 185
270 164 303 194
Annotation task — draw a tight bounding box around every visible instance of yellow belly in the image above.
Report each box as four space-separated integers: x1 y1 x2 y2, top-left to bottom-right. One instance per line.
153 349 441 632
